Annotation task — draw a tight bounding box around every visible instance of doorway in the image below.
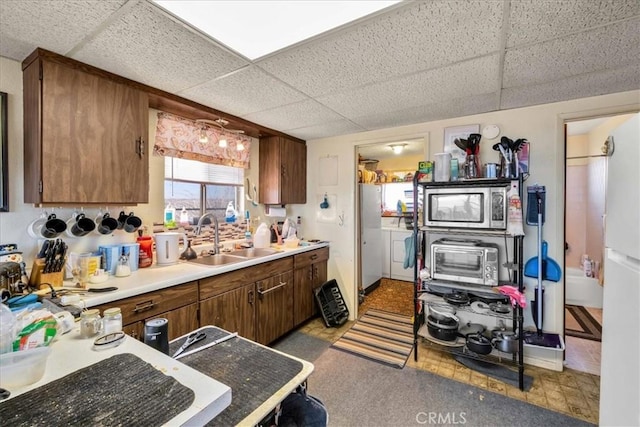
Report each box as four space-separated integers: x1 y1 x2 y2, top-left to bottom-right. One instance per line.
355 138 427 314
563 113 635 375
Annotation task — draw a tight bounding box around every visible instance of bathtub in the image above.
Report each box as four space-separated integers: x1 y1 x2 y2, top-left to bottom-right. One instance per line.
565 267 603 308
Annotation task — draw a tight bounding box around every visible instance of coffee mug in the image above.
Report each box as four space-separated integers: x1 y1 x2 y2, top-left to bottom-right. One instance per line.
68 213 96 237
124 214 142 233
96 213 118 235
117 211 130 230
41 214 67 238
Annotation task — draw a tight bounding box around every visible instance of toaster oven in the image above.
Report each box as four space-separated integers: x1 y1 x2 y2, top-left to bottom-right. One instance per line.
430 238 499 287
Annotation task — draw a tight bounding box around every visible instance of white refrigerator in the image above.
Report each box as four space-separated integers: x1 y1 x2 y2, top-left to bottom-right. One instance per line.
360 184 382 290
599 113 640 426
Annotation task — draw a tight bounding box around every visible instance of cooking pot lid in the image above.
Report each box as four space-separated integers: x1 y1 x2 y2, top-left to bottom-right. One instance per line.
466 333 491 345
459 322 485 336
444 292 470 305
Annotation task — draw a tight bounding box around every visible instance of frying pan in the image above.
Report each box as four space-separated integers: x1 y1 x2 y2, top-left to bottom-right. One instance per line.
524 241 561 281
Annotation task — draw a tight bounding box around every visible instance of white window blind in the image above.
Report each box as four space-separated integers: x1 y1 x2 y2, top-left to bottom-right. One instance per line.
165 157 244 185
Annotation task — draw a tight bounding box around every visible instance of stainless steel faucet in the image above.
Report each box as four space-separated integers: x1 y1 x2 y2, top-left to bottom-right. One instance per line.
195 213 221 255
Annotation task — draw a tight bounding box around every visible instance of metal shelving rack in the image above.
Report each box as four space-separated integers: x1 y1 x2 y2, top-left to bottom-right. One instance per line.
411 175 526 391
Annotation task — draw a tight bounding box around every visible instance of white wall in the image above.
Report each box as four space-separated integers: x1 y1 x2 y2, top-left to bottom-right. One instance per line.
301 90 639 371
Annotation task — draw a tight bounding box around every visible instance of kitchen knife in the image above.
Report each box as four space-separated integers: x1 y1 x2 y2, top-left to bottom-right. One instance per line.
37 240 49 259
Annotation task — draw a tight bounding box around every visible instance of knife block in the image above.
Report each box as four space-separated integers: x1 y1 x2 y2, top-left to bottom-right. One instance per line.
29 258 64 288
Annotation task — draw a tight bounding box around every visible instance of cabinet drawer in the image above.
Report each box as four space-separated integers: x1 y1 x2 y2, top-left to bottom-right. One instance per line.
294 247 329 269
95 282 198 325
200 257 293 300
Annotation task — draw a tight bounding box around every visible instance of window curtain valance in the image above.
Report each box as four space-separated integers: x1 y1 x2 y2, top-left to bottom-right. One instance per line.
154 111 251 169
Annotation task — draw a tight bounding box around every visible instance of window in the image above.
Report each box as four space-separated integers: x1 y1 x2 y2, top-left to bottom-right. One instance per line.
164 157 244 224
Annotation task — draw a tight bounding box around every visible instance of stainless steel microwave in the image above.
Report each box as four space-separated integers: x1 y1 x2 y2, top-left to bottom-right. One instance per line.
424 183 508 230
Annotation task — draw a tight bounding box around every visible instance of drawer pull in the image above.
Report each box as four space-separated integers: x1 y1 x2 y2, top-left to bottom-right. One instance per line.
133 300 155 313
257 281 287 297
310 254 318 260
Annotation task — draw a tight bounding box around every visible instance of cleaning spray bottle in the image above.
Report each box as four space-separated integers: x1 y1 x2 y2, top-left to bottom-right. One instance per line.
225 201 236 223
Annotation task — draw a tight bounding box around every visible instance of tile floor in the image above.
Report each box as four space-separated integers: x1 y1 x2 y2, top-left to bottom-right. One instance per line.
298 278 600 425
564 307 602 376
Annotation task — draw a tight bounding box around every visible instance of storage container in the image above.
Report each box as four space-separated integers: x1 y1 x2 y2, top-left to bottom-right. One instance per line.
0 346 51 388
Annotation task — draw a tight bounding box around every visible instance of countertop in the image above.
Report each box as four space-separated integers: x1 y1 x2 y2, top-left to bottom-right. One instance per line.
55 242 329 307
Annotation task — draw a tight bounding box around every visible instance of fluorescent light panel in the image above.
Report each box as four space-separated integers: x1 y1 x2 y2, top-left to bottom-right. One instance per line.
154 1 400 60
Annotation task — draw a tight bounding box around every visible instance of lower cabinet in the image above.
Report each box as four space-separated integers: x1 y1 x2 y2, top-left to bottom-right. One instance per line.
293 247 329 326
256 270 294 345
199 257 294 345
199 283 256 342
94 281 199 341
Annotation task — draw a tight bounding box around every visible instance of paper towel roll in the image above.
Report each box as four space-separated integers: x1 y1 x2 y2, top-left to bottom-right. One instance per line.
265 206 287 217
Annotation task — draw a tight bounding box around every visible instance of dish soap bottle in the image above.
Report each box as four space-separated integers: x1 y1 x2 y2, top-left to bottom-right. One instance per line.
225 201 236 223
244 210 252 246
164 203 176 228
179 207 189 227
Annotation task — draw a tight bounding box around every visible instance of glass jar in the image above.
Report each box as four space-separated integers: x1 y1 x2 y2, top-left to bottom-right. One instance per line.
80 309 102 338
103 307 122 334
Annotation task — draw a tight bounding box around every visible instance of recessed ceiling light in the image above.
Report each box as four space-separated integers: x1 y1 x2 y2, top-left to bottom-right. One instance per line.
153 1 401 60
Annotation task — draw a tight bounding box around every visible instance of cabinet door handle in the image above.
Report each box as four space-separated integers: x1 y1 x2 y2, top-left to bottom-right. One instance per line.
308 268 313 280
257 281 287 297
133 300 155 313
313 266 318 279
136 137 145 159
248 289 254 305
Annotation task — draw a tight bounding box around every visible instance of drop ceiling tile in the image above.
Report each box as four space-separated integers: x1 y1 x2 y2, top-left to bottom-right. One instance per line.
507 0 640 47
72 1 248 93
352 93 499 131
317 55 500 118
0 0 126 60
283 120 367 141
501 64 640 110
179 66 308 117
243 99 345 131
503 19 640 88
257 0 503 97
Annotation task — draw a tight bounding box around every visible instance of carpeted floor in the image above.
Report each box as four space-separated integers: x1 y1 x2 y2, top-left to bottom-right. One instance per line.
274 331 594 427
281 278 601 424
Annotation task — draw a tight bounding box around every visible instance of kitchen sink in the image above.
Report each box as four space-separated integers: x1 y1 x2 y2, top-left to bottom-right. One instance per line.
188 254 248 267
227 248 280 258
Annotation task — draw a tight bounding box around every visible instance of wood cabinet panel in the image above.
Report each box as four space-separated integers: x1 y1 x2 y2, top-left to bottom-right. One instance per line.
200 283 256 341
294 247 329 269
293 250 328 326
164 303 199 341
94 282 198 326
199 258 292 300
121 303 198 343
23 54 149 204
256 270 294 345
259 136 306 205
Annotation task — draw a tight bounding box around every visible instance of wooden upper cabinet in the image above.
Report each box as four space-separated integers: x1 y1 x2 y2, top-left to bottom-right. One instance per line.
23 54 149 204
259 136 306 205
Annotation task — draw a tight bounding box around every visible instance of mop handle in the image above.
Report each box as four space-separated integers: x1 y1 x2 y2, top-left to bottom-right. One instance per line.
537 193 543 333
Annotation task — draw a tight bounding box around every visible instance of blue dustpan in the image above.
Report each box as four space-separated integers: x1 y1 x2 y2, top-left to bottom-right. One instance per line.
524 241 562 282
